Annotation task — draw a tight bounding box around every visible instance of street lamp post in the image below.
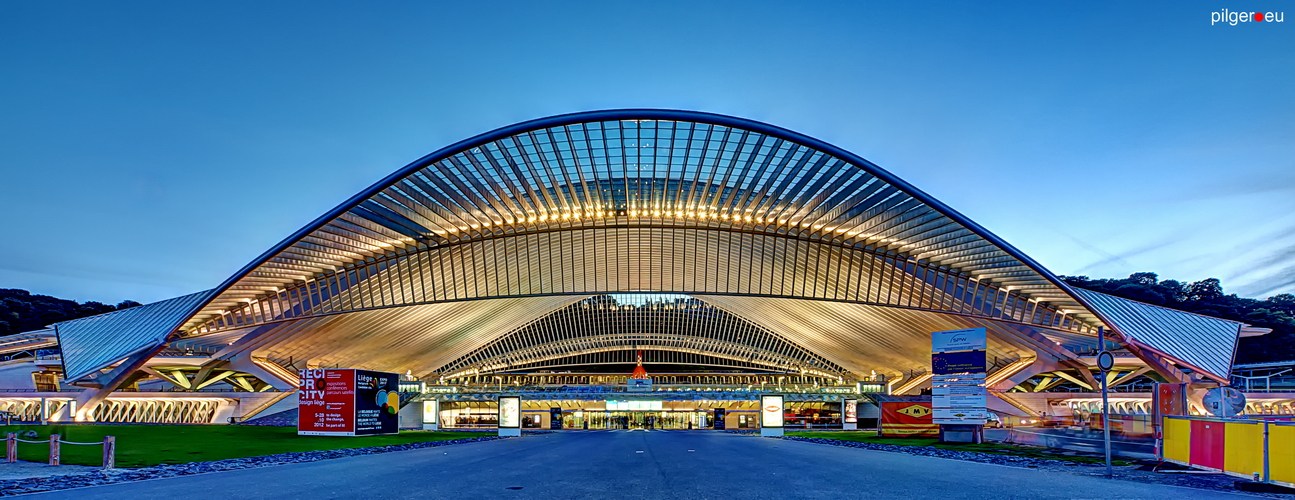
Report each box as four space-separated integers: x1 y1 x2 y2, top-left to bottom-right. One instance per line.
1096 326 1114 478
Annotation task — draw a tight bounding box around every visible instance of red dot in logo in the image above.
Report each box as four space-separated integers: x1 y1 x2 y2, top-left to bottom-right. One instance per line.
1255 12 1265 21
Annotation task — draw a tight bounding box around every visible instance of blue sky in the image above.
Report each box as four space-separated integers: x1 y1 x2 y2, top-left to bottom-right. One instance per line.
1 1 1291 304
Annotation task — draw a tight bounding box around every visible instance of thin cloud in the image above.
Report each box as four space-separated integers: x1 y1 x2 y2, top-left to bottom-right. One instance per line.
1178 163 1295 201
1072 235 1185 275
1238 263 1295 298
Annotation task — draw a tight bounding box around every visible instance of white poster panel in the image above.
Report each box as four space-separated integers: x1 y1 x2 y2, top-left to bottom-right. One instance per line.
933 408 987 424
933 395 988 408
761 395 784 428
931 373 986 383
498 396 521 428
843 399 858 423
932 386 987 396
932 327 987 353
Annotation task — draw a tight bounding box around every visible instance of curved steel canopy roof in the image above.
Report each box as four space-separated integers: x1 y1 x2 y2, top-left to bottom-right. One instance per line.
182 109 1105 332
53 109 1246 384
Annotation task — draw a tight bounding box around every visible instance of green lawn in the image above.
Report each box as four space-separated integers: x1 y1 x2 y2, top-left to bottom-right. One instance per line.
787 431 1131 465
1 425 477 468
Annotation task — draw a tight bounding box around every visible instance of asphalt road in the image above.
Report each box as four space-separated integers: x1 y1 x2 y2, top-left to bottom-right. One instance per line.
19 430 1258 500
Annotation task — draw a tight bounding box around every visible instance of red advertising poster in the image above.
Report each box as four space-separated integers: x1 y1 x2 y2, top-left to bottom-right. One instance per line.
298 368 358 436
880 402 938 437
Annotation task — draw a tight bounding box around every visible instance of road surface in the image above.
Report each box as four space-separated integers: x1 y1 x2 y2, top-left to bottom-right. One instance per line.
19 430 1254 500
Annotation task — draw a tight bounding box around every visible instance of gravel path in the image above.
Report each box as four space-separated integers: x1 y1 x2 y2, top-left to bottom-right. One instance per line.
0 462 103 481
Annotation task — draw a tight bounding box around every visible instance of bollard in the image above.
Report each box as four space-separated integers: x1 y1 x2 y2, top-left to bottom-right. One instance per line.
102 436 115 469
5 433 14 463
49 434 59 466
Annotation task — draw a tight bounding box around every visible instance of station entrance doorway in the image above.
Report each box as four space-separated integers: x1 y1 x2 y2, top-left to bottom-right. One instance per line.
565 410 709 430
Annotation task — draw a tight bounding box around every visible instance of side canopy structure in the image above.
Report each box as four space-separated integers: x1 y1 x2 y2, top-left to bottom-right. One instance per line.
50 109 1244 395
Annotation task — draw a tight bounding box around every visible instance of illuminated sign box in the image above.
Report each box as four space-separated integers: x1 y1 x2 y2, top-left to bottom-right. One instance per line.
606 400 663 411
498 396 521 428
422 400 438 424
298 368 400 436
932 327 986 353
761 395 784 428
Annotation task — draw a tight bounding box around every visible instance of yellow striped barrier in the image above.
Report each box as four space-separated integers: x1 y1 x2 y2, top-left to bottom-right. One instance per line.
1163 416 1295 486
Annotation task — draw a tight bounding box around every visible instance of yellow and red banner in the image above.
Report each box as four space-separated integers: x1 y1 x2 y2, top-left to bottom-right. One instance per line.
881 401 938 437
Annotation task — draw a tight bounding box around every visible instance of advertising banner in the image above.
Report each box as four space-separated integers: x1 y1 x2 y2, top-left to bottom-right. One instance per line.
844 399 858 423
298 368 400 436
498 396 521 428
932 327 986 353
550 408 563 429
354 370 400 435
713 408 726 430
761 395 784 428
880 402 938 437
931 350 987 375
298 368 355 435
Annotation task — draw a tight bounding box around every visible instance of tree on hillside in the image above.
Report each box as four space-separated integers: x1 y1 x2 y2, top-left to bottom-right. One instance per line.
1060 274 1295 364
0 289 142 337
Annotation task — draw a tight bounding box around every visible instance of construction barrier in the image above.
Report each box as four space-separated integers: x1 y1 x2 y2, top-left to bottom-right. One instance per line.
5 432 116 469
1163 416 1295 486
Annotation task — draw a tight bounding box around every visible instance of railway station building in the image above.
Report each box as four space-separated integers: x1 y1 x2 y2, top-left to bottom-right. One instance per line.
0 110 1275 428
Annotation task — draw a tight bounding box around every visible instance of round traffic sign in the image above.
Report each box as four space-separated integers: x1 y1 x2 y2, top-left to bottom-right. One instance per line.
1096 351 1115 371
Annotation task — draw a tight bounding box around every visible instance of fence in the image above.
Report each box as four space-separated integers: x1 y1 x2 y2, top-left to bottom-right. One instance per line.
5 433 115 469
1162 416 1294 486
